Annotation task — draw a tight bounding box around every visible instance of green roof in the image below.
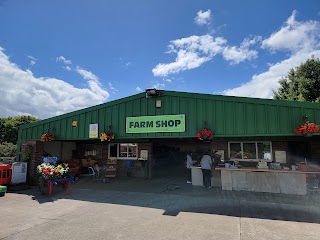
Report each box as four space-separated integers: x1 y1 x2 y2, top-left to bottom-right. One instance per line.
18 90 320 141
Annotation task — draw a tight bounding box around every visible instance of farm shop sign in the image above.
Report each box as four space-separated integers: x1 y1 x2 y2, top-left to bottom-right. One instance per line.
126 115 185 133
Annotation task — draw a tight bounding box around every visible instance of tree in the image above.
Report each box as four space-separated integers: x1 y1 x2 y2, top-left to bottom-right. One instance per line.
0 116 39 144
273 57 320 102
0 142 17 157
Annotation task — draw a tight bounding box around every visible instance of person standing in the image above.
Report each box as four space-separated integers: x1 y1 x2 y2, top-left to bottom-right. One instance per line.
139 159 149 180
200 152 213 188
212 150 222 167
186 153 195 183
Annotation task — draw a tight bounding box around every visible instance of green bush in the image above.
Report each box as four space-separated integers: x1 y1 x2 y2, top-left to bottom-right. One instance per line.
0 142 17 157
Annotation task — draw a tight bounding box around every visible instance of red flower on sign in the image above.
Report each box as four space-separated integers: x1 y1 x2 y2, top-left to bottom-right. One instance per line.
295 121 319 135
196 128 214 141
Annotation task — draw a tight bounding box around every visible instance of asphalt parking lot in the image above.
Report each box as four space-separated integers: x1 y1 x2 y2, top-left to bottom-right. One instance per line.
1 177 320 240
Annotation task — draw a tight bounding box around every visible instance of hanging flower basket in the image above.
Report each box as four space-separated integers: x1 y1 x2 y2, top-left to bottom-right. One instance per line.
40 132 55 142
196 128 213 141
100 131 115 142
295 121 319 136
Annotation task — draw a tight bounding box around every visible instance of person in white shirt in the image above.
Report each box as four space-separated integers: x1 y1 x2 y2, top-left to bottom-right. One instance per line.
200 152 213 188
186 153 195 183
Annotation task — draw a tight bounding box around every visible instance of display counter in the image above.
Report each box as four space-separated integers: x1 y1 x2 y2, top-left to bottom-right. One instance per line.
215 167 320 195
190 167 221 187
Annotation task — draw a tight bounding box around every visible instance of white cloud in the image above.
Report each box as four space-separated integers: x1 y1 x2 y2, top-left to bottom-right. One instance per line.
27 55 37 61
76 67 98 81
108 82 117 92
153 10 320 98
223 36 262 64
153 82 165 89
194 9 212 26
26 55 37 66
223 11 320 99
261 10 320 53
152 33 260 77
56 56 72 65
0 47 109 119
152 35 227 77
136 87 142 91
163 78 172 83
63 66 72 71
222 50 320 98
76 66 108 97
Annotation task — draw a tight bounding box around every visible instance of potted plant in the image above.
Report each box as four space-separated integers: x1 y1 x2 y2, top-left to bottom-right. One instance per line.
37 163 69 180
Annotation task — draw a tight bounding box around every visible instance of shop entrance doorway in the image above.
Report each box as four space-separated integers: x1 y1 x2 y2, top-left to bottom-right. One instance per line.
288 141 310 164
152 139 210 178
153 141 185 178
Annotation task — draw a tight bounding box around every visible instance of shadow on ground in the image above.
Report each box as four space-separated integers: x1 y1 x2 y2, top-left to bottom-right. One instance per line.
12 175 320 224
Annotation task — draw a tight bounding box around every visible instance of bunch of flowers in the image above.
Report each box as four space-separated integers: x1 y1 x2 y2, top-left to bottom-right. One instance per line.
196 128 214 141
40 132 55 142
295 121 319 135
37 163 69 179
100 131 114 142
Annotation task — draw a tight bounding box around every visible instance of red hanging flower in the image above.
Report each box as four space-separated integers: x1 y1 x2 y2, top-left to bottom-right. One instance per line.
40 132 55 142
100 131 115 142
196 128 213 141
295 121 319 135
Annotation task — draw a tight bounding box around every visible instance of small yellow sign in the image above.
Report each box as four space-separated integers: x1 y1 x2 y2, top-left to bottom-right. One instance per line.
72 121 78 127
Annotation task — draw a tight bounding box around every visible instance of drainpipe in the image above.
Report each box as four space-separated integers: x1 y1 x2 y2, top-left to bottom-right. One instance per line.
15 127 22 161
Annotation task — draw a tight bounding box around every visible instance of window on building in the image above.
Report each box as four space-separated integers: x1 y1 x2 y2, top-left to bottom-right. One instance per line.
228 141 272 161
243 143 256 159
230 143 242 159
108 143 138 159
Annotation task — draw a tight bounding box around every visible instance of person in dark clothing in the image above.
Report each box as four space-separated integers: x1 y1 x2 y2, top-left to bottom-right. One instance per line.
200 152 213 188
140 159 149 179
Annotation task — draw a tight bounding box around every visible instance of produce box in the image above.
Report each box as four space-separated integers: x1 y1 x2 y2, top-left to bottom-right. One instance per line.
0 185 7 197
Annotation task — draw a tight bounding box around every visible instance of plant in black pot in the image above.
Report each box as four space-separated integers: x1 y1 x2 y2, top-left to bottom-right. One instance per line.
196 128 213 141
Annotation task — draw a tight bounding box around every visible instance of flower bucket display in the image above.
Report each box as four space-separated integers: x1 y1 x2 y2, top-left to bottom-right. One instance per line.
37 163 69 180
196 128 213 141
295 121 319 136
100 131 115 142
40 132 55 142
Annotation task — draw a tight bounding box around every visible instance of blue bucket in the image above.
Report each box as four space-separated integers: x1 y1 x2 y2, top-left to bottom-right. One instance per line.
126 160 133 169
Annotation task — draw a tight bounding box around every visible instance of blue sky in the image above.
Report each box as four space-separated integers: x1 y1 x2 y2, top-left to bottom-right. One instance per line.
0 0 319 119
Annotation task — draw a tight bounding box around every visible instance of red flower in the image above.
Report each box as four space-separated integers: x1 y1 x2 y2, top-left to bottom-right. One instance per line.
100 131 115 142
196 128 214 141
40 132 55 142
295 121 319 135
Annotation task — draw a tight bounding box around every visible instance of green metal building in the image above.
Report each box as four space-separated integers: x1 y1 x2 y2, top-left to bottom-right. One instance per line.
17 90 320 181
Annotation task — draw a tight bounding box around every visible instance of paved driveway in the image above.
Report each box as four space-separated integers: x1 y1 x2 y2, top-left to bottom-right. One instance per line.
1 178 320 240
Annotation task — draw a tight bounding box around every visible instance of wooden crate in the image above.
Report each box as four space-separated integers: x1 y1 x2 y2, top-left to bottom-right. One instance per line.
106 158 117 178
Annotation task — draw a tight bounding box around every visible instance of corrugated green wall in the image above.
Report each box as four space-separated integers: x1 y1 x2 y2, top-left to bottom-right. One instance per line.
18 91 320 141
